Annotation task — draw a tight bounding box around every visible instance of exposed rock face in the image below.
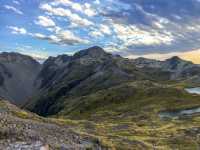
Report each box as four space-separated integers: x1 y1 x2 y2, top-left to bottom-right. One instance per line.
0 52 41 106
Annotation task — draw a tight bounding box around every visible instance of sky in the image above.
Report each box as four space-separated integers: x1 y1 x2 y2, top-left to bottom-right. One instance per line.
1 0 200 63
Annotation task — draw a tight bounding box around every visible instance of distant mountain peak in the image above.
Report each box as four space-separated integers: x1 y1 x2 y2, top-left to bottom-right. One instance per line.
0 52 40 65
167 56 182 62
88 46 103 50
44 54 71 67
74 46 108 58
0 52 31 58
134 57 156 62
166 56 193 65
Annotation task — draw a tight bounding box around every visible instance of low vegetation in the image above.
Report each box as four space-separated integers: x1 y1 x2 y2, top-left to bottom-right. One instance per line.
48 81 200 149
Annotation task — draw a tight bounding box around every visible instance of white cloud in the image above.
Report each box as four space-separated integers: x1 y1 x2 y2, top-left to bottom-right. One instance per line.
99 24 112 35
50 0 97 17
104 42 127 53
4 5 23 15
32 33 60 44
10 44 49 62
40 4 94 27
94 0 100 5
13 0 20 5
82 3 97 17
33 33 46 39
8 26 27 34
32 30 89 45
51 0 71 6
56 30 89 45
89 30 104 38
89 24 112 38
47 26 61 33
7 22 88 45
112 23 174 46
35 16 56 27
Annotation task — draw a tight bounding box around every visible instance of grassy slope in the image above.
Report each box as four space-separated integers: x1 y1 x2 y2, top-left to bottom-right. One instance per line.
50 81 200 149
4 80 200 149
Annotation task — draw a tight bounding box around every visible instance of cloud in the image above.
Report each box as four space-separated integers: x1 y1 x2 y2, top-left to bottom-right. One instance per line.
8 26 27 34
83 3 97 17
88 24 112 38
4 5 23 15
35 16 56 27
7 23 88 46
14 45 49 62
94 0 100 5
104 42 126 53
33 33 47 39
89 30 104 38
13 0 20 5
40 3 94 27
32 30 89 45
99 24 112 35
47 26 61 33
56 30 89 45
50 0 97 17
98 0 200 55
112 23 174 47
6 0 200 58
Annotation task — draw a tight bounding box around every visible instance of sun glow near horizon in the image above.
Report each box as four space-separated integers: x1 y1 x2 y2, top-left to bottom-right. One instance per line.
127 49 200 64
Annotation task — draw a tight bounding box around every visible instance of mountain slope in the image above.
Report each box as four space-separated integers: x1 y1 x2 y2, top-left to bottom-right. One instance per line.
52 81 200 149
0 52 41 105
0 98 103 149
27 46 152 116
25 47 200 117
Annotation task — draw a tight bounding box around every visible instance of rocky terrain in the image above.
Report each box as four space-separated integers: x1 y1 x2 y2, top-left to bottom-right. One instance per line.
0 99 103 149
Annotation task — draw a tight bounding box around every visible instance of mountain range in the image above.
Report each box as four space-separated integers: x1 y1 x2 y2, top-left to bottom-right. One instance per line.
0 47 199 105
1 46 200 149
0 46 199 107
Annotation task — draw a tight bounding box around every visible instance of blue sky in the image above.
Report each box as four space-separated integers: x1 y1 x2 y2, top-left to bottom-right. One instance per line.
1 0 200 63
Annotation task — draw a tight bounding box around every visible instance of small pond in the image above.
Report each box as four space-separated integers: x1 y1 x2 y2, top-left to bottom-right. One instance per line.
185 87 200 95
159 107 200 119
159 87 200 119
